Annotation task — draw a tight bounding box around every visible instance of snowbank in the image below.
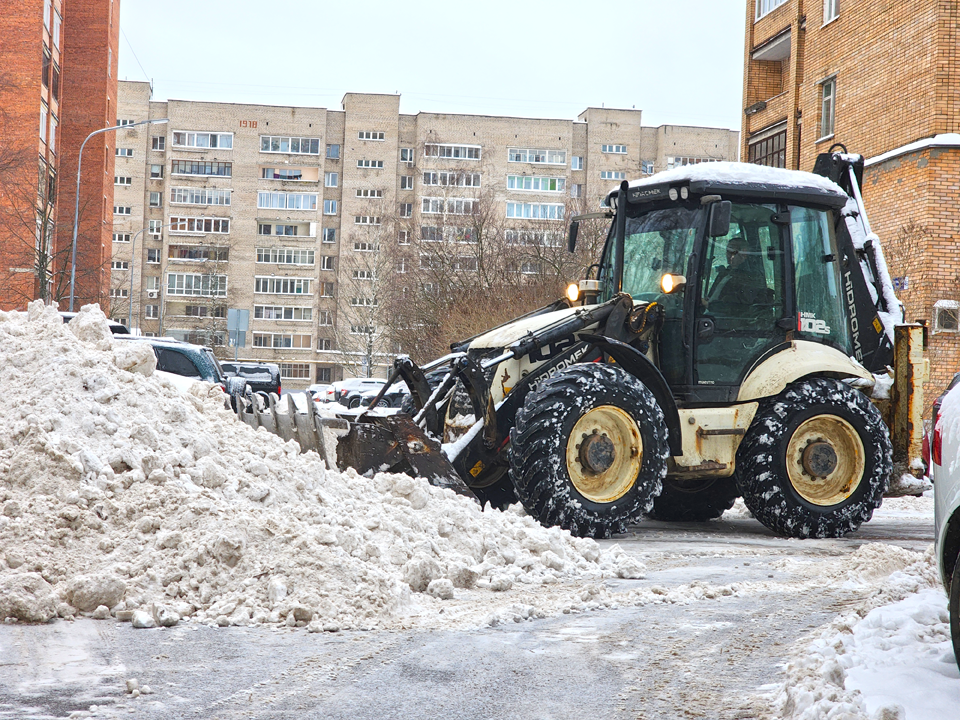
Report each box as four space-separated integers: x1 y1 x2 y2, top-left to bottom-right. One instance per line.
0 303 639 631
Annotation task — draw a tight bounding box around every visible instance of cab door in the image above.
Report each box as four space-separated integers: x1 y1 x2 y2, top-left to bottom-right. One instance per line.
692 203 789 399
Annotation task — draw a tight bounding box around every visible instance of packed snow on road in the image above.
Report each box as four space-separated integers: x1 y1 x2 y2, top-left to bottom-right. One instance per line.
0 303 956 719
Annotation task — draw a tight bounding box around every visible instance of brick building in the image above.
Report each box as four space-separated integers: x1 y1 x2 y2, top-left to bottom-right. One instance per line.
0 0 120 312
741 0 960 394
115 82 739 388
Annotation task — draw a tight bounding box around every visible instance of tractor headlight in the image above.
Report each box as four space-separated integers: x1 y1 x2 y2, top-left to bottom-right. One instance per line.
668 188 679 201
661 273 686 294
565 283 580 303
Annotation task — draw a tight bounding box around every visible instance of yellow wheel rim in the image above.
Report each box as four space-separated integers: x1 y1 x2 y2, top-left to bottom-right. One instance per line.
565 405 643 503
785 415 865 506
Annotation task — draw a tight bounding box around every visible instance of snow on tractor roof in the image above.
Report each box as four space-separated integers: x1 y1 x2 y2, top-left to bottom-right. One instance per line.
603 161 849 207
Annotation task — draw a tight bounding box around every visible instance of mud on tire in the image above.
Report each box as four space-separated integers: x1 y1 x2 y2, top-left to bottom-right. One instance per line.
509 363 669 539
736 377 891 539
647 478 738 522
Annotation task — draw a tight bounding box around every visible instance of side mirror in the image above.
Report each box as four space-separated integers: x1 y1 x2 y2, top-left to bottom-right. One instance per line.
567 221 579 252
707 200 732 237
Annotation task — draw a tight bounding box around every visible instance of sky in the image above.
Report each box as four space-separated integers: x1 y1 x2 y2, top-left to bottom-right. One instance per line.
116 0 747 131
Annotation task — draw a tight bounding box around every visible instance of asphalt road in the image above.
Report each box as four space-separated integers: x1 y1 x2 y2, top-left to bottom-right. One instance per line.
0 506 934 720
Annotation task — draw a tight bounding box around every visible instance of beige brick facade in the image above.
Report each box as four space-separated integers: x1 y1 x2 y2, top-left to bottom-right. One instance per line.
116 82 738 388
742 0 960 401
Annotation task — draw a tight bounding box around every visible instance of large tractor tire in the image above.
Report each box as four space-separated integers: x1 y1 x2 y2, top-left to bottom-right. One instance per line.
736 377 891 539
509 363 669 538
647 478 738 522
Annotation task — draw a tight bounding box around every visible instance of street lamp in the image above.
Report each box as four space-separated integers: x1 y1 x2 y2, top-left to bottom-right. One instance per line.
69 117 168 311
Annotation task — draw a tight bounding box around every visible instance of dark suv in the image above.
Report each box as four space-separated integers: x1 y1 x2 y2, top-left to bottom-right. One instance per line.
220 362 282 396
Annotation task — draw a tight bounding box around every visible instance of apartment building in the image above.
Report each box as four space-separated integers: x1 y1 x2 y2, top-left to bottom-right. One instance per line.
115 81 739 388
742 0 960 393
0 0 120 311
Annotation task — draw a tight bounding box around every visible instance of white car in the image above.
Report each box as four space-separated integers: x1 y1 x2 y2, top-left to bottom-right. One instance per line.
327 378 387 408
931 381 960 672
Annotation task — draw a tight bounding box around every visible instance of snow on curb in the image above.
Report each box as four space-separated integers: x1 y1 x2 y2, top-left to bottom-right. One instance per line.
769 546 959 719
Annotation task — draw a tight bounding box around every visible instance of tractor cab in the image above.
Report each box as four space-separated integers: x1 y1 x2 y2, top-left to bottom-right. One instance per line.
593 163 891 404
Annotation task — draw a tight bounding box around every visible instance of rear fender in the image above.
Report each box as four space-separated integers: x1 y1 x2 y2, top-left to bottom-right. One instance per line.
737 340 872 402
579 333 683 456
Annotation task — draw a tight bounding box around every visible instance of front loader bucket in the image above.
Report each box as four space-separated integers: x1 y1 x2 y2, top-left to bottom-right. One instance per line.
336 414 477 501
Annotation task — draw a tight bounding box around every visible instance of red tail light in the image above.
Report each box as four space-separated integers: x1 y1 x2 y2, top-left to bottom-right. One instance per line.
932 409 943 467
277 385 282 396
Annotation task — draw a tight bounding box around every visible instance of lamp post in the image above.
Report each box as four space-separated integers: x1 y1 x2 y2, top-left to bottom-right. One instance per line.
69 117 168 311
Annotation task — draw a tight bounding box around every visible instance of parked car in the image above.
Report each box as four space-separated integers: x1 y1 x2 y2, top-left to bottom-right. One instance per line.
220 362 282 396
327 378 387 408
114 336 240 393
359 382 409 409
306 384 331 405
60 311 130 335
930 381 960 673
924 371 960 473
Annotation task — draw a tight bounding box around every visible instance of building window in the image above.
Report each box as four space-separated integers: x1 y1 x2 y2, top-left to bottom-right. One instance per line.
44 0 51 29
934 300 960 333
42 46 51 88
507 175 565 192
323 199 338 215
51 63 60 101
601 144 627 154
322 227 336 243
398 230 410 245
111 260 128 270
350 325 374 335
352 270 374 281
109 288 129 298
354 241 378 252
149 192 162 207
571 156 583 170
116 148 134 157
280 363 311 379
170 187 231 206
115 176 132 186
422 172 481 187
172 131 234 150
254 305 313 321
150 164 164 179
254 277 312 295
259 136 320 154
257 192 318 210
167 273 228 297
114 206 131 215
570 184 583 198
748 128 787 168
145 276 160 291
52 11 61 49
599 171 626 180
357 159 384 169
641 160 655 174
318 311 333 326
317 338 332 351
508 148 565 165
823 0 839 22
259 224 299 236
505 229 562 247
356 188 383 198
421 197 474 215
354 216 382 225
40 104 47 143
148 220 162 236
326 144 340 159
253 333 312 350
400 147 414 163
151 136 166 151
399 203 412 218
147 249 161 263
756 0 787 19
171 160 232 177
113 232 131 243
819 77 836 140
116 119 135 127
169 216 230 234
506 202 564 220
168 245 229 261
666 156 718 170
317 367 332 383
261 167 315 181
145 305 159 319
324 172 338 187
358 131 385 141
319 282 335 297
320 255 334 270
400 175 414 190
256 247 315 265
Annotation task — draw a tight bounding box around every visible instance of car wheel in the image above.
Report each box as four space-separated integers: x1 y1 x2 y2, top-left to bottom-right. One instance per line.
348 396 362 409
951 552 960 674
509 363 668 539
736 377 891 539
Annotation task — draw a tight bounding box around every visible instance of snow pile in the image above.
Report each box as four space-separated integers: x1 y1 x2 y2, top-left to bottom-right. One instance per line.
0 302 640 632
771 545 958 719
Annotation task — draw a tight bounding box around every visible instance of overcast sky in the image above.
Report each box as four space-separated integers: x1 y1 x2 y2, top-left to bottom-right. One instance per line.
117 0 746 131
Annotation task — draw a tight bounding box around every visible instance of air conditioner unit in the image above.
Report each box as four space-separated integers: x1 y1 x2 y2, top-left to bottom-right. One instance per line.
147 290 158 298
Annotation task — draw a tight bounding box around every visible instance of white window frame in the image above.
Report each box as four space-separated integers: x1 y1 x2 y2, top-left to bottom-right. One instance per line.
324 172 338 187
322 227 336 243
113 232 131 243
599 171 626 180
255 247 315 266
354 216 382 225
400 175 414 190
116 148 134 157
933 300 960 334
253 305 313 322
358 130 385 141
423 143 481 161
755 0 788 20
506 175 565 192
172 131 234 150
166 272 228 297
114 205 132 215
571 156 583 170
252 332 312 350
505 202 564 221
170 187 232 206
508 148 566 165
169 216 231 235
357 159 384 169
600 144 627 154
254 276 313 295
356 188 383 198
151 136 166 151
115 176 132 186
823 0 839 23
258 136 320 154
819 76 837 141
399 147 414 164
323 199 338 215
257 192 318 211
